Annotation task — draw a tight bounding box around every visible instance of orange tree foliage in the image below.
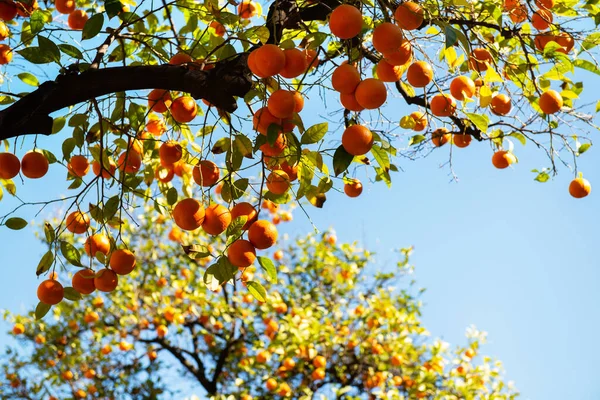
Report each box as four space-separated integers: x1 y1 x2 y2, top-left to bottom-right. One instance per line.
0 0 597 309
2 215 517 399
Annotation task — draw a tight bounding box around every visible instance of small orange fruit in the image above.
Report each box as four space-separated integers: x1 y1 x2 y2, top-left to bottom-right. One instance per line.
72 269 96 295
469 48 493 72
453 134 472 148
0 152 20 179
68 155 90 177
331 63 361 94
376 59 403 82
532 9 553 30
148 89 172 114
37 279 64 305
159 140 183 166
66 211 90 234
248 220 278 250
230 202 258 230
266 170 290 195
329 4 363 39
340 92 365 112
238 0 257 18
250 44 285 77
354 78 387 109
539 89 563 114
227 239 256 268
372 22 404 53
344 179 362 197
94 268 118 292
394 1 424 30
171 96 197 123
109 249 136 275
12 323 25 335
84 233 111 257
55 0 75 14
450 76 476 101
173 198 205 231
342 124 373 156
193 160 220 186
431 127 451 147
210 20 226 36
21 151 49 179
0 44 12 64
407 61 433 88
430 94 456 117
280 48 307 79
569 176 591 198
202 203 232 235
410 111 427 131
68 10 88 30
490 93 512 116
492 150 516 169
268 90 297 119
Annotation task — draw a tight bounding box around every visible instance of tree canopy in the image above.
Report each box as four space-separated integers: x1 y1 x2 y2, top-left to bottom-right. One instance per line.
2 215 517 399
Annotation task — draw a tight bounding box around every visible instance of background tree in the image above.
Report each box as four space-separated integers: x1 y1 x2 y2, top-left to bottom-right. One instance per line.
2 213 517 399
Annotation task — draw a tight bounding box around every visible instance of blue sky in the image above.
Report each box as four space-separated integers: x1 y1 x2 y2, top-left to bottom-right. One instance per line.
2 7 600 400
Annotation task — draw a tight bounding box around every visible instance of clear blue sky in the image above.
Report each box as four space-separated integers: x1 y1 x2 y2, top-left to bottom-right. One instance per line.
2 12 600 400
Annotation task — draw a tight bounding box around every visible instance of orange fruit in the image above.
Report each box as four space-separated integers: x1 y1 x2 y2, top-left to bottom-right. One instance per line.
490 93 512 116
66 211 90 234
202 203 232 235
0 43 11 64
94 268 118 292
16 0 38 16
536 0 555 9
329 4 363 39
553 32 574 54
37 279 64 305
273 250 284 261
372 22 404 53
0 152 20 179
251 44 285 77
146 117 167 136
410 111 427 131
453 134 472 148
391 354 403 366
156 165 174 183
569 176 591 198
55 0 74 14
539 89 562 114
109 249 136 275
376 59 403 82
21 151 48 179
0 1 17 21
210 20 225 36
268 90 297 119
344 179 363 197
230 202 258 230
169 52 193 65
266 378 278 391
193 160 220 186
92 159 116 179
532 9 552 30
331 63 361 94
173 198 205 231
68 10 88 30
260 132 287 157
227 239 256 268
68 155 90 177
248 220 278 249
450 76 476 101
72 269 96 295
0 22 8 41
342 124 373 155
313 355 327 368
156 324 168 337
311 368 325 381
355 78 387 109
280 161 298 181
292 91 304 113
407 61 433 87
469 48 493 72
84 234 111 256
12 323 24 335
117 151 142 174
394 1 424 30
430 94 456 117
238 0 257 18
533 33 553 52
148 89 172 114
383 39 412 66
304 48 319 70
247 49 267 78
340 92 364 112
62 371 74 380
431 128 451 147
492 150 516 169
253 107 282 135
280 48 307 78
159 140 183 166
171 96 197 123
266 170 290 195
508 4 527 23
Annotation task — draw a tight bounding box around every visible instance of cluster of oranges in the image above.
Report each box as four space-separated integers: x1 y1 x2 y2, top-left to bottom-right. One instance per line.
0 150 49 179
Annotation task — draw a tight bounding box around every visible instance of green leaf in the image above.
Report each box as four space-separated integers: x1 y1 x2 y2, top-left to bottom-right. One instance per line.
182 244 211 260
370 144 390 170
41 150 57 164
38 36 60 63
408 134 426 146
333 145 353 176
234 135 254 158
103 196 120 220
5 217 27 230
444 25 458 48
508 132 527 146
17 47 55 64
465 113 489 134
63 287 82 301
17 72 39 87
166 187 178 205
578 143 591 155
304 32 328 49
221 179 248 202
258 256 277 282
52 117 66 134
60 241 83 267
247 281 267 302
226 216 247 238
29 10 46 34
44 222 55 243
574 59 600 76
36 251 54 276
245 25 270 44
301 122 328 144
204 256 237 286
82 13 104 40
35 302 51 320
104 0 124 18
58 44 83 60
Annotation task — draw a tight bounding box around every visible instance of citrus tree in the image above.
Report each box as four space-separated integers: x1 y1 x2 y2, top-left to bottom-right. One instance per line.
0 0 597 307
2 214 517 399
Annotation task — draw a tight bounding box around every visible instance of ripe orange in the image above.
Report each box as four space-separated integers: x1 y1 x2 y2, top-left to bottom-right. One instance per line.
37 279 64 305
210 20 225 36
66 211 90 234
431 128 451 147
0 22 8 41
110 249 136 275
155 165 174 183
536 0 555 9
173 198 205 230
238 0 257 18
372 22 404 53
340 92 364 112
553 32 574 54
376 59 403 82
304 48 319 70
72 269 96 295
344 179 363 197
355 78 387 109
268 90 296 119
169 52 193 65
273 249 284 261
202 203 232 235
491 150 516 169
146 117 167 135
260 132 286 157
532 9 553 30
230 202 258 230
292 91 304 113
507 3 528 23
84 233 111 256
253 107 282 135
383 39 412 66
539 89 562 114
394 1 424 30
94 268 118 292
267 170 290 195
407 61 433 87
430 94 456 117
62 370 74 380
280 161 298 181
391 354 403 366
569 176 591 198
469 48 493 72
313 355 327 368
247 50 267 78
329 4 363 39
21 151 48 179
117 151 142 174
490 93 512 116
248 220 278 249
342 125 373 155
450 76 476 101
193 160 220 186
410 111 427 131
251 44 285 77
0 44 11 64
0 152 20 179
16 0 38 16
171 96 197 123
157 324 168 337
266 378 278 391
280 48 307 78
159 140 183 166
0 1 17 21
453 134 472 148
311 368 325 380
68 10 88 30
148 89 172 113
68 155 89 177
227 239 256 268
12 323 24 335
55 0 74 14
92 159 116 179
331 63 361 94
